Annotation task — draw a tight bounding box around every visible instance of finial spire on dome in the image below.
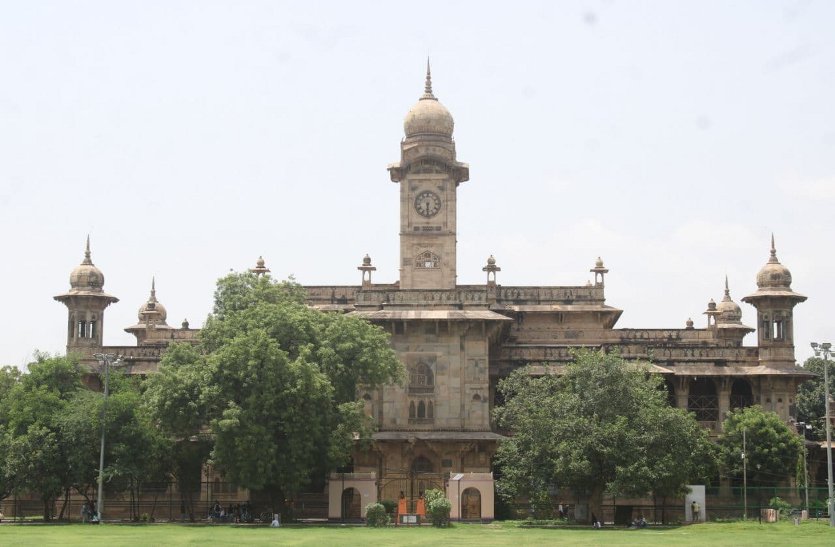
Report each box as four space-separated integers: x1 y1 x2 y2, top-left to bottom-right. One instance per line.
769 233 778 263
83 235 93 265
421 58 436 100
724 274 730 295
150 276 157 300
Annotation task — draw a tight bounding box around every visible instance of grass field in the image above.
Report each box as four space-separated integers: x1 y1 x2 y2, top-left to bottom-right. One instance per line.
1 520 834 546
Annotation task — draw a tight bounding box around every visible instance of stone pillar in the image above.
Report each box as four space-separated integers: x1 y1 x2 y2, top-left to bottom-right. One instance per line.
718 378 731 431
676 377 690 410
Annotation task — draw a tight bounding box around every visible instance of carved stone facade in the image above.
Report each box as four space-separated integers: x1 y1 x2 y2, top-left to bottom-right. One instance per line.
54 65 812 521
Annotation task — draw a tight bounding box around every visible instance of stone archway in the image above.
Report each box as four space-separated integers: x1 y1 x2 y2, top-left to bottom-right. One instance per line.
461 487 481 520
688 377 719 424
341 487 362 520
730 379 753 410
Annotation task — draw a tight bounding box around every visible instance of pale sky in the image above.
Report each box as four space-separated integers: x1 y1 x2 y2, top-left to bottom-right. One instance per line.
1 1 833 368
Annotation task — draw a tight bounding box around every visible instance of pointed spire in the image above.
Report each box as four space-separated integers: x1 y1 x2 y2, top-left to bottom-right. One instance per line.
150 276 157 301
722 275 733 302
769 233 778 263
82 235 93 265
421 58 436 100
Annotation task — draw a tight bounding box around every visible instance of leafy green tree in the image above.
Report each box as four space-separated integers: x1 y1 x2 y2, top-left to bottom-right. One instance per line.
0 366 22 502
2 354 85 520
144 272 403 516
797 356 833 440
718 405 803 489
494 349 716 523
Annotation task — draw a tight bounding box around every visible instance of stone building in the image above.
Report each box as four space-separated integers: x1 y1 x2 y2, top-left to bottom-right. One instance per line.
55 65 813 521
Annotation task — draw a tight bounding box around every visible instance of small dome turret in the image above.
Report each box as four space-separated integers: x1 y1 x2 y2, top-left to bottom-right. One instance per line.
137 277 168 325
250 256 271 276
716 276 743 325
403 61 454 139
69 236 106 292
755 235 793 290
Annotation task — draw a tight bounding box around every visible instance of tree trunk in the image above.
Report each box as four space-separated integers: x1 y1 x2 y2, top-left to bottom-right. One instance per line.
588 484 605 525
42 497 52 522
58 488 70 520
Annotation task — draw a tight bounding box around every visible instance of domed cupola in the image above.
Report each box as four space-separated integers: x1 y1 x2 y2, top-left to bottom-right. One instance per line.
403 61 455 139
742 235 807 365
54 236 118 353
755 235 794 290
137 277 168 326
716 276 743 325
69 236 106 293
125 277 172 342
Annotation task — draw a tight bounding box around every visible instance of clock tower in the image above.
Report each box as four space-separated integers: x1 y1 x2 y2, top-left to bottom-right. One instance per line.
388 63 469 290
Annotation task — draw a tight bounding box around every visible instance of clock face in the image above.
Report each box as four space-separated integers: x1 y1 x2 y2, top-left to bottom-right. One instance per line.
414 191 442 218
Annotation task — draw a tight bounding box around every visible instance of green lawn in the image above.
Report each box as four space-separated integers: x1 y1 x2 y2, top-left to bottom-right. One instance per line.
1 521 834 546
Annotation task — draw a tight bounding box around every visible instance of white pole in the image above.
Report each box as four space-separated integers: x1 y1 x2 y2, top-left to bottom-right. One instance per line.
823 347 834 527
743 428 747 521
94 353 120 523
812 342 835 528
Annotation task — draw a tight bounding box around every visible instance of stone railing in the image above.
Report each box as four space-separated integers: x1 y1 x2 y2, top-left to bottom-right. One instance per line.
500 344 760 363
496 285 605 304
356 288 489 307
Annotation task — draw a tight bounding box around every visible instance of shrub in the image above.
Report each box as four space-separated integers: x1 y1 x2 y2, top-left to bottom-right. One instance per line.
380 499 397 515
768 496 792 518
365 502 389 527
425 489 451 527
424 489 445 506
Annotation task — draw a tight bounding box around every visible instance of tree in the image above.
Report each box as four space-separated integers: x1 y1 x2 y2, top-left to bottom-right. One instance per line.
797 356 833 440
144 272 403 516
2 354 85 520
0 366 22 503
494 349 716 522
718 405 803 489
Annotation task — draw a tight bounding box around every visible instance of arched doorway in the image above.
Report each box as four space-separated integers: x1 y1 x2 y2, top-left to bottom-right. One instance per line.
688 378 719 424
730 379 753 410
461 487 481 520
412 456 441 500
341 488 362 520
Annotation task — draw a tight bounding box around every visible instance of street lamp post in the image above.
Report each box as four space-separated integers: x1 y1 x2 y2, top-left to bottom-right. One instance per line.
799 422 812 513
93 353 122 523
742 428 748 520
810 342 835 527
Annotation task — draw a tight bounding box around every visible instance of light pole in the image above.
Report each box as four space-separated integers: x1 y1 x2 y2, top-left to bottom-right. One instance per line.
742 428 748 520
810 342 835 527
799 422 812 513
93 353 122 523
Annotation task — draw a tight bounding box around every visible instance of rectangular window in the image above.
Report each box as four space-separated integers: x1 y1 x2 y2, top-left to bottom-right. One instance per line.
773 320 784 340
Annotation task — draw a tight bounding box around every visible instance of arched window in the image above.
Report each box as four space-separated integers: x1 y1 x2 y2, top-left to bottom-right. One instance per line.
409 363 435 394
730 379 753 410
428 401 434 419
409 401 416 418
417 400 426 418
412 456 434 474
688 378 719 422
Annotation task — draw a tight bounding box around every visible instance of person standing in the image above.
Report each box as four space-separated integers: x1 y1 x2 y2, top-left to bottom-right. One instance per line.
416 492 426 521
691 500 701 522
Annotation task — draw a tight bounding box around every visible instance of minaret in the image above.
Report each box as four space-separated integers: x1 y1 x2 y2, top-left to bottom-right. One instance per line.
54 237 119 355
388 61 469 290
741 236 806 366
